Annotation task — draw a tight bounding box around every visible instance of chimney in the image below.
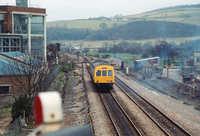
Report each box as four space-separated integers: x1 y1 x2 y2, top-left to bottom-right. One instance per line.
16 0 28 7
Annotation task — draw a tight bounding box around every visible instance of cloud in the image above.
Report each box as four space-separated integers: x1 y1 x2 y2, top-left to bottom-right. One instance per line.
1 0 200 21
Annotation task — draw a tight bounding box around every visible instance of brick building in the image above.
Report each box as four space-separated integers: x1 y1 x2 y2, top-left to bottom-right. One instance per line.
0 0 46 59
0 52 31 94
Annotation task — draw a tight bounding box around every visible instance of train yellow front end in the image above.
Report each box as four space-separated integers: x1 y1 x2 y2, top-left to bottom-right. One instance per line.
89 60 115 90
94 65 115 88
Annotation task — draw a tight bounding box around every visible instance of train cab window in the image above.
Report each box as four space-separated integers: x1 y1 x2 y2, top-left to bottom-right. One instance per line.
96 70 101 76
102 70 107 76
108 70 113 76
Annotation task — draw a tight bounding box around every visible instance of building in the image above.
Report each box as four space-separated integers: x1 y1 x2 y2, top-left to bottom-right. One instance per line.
0 52 31 94
134 57 160 70
194 49 200 71
0 0 46 59
47 43 60 66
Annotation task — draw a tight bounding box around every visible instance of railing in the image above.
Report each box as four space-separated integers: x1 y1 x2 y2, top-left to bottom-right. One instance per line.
1 117 26 136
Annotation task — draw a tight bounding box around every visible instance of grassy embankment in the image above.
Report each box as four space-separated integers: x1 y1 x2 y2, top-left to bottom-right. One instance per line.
0 107 11 117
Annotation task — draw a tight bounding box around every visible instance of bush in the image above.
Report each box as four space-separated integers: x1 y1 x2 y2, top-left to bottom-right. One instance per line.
11 95 32 120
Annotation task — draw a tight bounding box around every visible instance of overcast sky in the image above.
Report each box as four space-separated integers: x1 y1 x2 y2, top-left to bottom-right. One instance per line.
0 0 200 22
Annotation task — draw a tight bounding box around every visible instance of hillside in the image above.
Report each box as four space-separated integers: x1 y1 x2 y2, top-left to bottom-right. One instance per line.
47 4 200 30
47 20 125 30
47 4 200 42
47 20 200 41
124 4 200 26
85 21 200 41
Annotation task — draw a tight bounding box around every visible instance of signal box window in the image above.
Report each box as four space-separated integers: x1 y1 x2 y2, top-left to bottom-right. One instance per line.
102 71 107 76
96 70 101 76
108 70 113 76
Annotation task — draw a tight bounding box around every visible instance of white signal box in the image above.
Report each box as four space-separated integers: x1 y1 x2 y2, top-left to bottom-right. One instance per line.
30 92 63 136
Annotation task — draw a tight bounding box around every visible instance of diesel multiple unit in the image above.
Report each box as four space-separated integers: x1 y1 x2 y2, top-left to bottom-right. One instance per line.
89 60 115 90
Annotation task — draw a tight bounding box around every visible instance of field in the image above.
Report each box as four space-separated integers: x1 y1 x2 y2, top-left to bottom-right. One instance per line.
47 5 200 31
124 6 200 26
47 20 125 30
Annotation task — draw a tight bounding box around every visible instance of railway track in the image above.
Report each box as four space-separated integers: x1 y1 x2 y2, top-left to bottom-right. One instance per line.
115 76 191 136
99 91 142 136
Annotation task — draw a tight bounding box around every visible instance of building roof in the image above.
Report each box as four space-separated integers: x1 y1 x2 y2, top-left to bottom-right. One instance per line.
194 48 200 52
134 57 160 62
0 52 31 76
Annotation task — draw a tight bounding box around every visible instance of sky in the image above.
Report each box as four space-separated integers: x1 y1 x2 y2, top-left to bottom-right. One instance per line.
0 0 200 22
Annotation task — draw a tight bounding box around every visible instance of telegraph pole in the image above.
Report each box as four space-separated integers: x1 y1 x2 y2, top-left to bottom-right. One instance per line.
114 41 116 57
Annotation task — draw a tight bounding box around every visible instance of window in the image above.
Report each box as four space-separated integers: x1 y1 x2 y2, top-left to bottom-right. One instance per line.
3 38 9 46
14 14 28 34
96 70 101 76
31 16 44 34
0 86 9 94
102 70 107 76
31 38 44 56
108 70 113 76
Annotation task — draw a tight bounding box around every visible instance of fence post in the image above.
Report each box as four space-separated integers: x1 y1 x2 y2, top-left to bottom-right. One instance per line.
9 125 10 136
19 116 22 134
15 120 17 136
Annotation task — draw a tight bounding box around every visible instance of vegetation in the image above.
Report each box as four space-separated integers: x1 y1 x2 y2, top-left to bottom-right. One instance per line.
54 71 65 91
124 4 200 26
11 95 32 120
47 20 125 30
1 53 48 120
85 21 200 41
47 20 200 42
0 107 11 117
93 39 200 67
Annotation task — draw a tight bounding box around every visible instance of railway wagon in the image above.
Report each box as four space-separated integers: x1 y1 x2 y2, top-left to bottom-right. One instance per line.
89 59 115 89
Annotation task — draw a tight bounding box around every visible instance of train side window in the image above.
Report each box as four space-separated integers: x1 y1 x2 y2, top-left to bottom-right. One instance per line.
102 70 107 76
108 70 113 76
96 70 101 76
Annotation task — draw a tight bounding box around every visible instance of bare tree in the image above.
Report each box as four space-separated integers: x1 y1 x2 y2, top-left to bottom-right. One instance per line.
1 52 48 102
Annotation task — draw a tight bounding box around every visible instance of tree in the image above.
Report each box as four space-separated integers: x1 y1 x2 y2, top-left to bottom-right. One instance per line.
2 52 48 119
114 14 123 21
151 39 178 65
11 95 32 120
99 23 107 30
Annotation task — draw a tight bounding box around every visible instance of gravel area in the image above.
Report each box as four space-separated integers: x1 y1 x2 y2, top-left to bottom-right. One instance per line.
115 71 200 135
62 70 89 127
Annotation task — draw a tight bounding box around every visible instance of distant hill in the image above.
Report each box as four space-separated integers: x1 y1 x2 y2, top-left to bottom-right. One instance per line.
47 4 200 30
124 4 200 26
47 4 200 42
85 20 200 41
47 20 125 30
47 20 200 41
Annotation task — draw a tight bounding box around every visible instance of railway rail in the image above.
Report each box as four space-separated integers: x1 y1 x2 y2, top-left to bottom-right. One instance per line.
115 76 191 136
99 91 142 136
82 56 191 135
83 56 141 135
